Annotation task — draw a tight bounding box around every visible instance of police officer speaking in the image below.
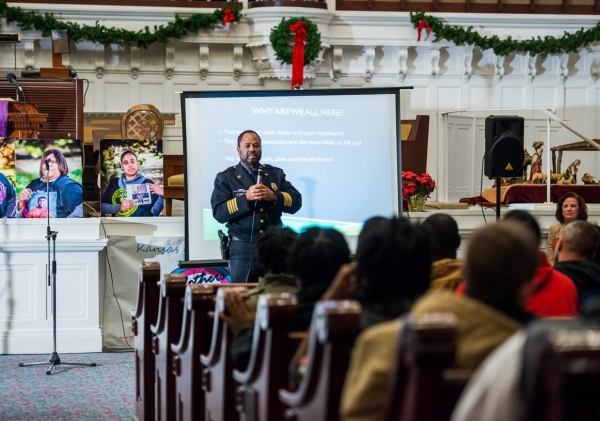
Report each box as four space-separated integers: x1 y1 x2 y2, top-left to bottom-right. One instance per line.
210 130 302 283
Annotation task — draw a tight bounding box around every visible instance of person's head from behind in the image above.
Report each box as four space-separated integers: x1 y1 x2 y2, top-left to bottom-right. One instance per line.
420 213 460 261
556 221 600 263
120 150 139 179
503 209 541 246
237 130 262 170
288 227 350 290
39 148 68 181
257 227 298 275
556 192 588 224
464 221 539 309
37 196 46 208
356 216 431 304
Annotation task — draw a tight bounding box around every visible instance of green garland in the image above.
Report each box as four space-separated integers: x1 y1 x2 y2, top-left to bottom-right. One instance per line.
410 12 600 57
0 0 241 48
269 17 321 65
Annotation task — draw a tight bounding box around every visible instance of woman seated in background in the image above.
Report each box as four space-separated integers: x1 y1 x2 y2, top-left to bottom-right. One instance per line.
547 192 597 263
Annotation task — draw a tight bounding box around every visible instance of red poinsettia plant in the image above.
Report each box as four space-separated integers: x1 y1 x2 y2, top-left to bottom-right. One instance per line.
402 171 436 200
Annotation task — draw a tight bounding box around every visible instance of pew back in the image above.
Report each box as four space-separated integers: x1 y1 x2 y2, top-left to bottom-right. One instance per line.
233 293 299 421
279 300 362 421
529 328 600 421
132 262 161 421
150 274 187 421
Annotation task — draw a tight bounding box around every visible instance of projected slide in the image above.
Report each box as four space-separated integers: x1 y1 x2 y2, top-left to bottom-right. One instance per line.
183 88 401 260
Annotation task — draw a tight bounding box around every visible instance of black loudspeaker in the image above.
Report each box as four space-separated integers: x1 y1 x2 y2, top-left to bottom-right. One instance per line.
484 115 525 178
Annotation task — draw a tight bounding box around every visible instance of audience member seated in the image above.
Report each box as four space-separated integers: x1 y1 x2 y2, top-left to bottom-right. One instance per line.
457 210 578 317
288 216 432 388
222 227 350 371
547 192 597 264
246 227 299 308
553 220 600 308
325 216 432 329
420 213 463 291
340 221 539 421
452 297 600 421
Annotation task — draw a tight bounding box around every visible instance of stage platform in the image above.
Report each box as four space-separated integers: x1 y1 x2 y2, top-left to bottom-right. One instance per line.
470 184 600 206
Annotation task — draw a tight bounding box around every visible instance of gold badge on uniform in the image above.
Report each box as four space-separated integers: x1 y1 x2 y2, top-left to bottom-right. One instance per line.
271 183 278 191
236 175 242 179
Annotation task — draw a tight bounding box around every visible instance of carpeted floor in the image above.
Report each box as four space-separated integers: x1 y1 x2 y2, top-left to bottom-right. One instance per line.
0 351 135 421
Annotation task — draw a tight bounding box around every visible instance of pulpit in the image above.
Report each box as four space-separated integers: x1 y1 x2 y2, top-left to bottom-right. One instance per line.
401 115 430 174
6 101 48 139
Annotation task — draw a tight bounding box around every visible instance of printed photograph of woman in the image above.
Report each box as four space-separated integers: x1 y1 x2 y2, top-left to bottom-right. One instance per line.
100 139 164 217
15 142 83 218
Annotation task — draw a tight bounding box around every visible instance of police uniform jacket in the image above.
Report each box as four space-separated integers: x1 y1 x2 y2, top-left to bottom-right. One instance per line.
211 162 302 241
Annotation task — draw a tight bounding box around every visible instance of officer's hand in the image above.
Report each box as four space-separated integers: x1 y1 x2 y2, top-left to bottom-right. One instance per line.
255 185 276 201
246 185 260 201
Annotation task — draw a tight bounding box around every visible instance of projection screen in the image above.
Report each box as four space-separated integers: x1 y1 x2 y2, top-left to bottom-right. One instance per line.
181 88 403 261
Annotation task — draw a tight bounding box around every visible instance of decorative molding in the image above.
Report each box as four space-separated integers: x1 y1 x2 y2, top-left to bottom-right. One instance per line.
463 46 473 83
247 42 325 84
556 53 569 84
95 44 105 79
430 48 440 76
165 46 175 80
398 47 408 82
364 47 375 82
589 49 600 84
130 46 140 80
24 42 35 71
199 45 209 80
523 53 538 83
233 46 243 81
331 47 343 81
494 55 505 83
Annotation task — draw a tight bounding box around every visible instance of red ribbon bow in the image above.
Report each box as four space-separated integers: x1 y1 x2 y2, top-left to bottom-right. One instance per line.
290 21 307 89
416 19 432 42
223 9 235 26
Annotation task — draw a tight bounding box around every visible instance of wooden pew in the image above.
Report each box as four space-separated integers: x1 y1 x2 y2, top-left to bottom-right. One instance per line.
171 284 218 421
200 286 256 421
150 274 187 421
528 328 600 421
279 300 362 421
233 293 299 421
132 262 161 421
384 313 473 421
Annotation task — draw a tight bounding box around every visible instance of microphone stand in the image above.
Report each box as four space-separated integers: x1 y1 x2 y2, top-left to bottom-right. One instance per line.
19 161 96 375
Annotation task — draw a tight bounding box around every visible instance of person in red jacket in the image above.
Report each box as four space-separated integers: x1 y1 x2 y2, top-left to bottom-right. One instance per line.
457 210 578 317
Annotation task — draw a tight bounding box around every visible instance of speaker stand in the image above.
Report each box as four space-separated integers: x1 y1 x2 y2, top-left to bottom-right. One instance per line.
496 177 501 221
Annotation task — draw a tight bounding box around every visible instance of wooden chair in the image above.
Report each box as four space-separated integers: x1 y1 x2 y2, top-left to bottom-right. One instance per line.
171 284 218 421
528 328 600 421
121 104 164 141
163 155 184 216
233 293 299 421
384 313 473 421
279 300 362 421
150 274 187 421
201 286 257 421
132 262 161 421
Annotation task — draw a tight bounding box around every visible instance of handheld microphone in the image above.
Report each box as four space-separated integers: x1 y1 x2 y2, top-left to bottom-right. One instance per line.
256 167 263 185
45 158 52 167
6 73 23 92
